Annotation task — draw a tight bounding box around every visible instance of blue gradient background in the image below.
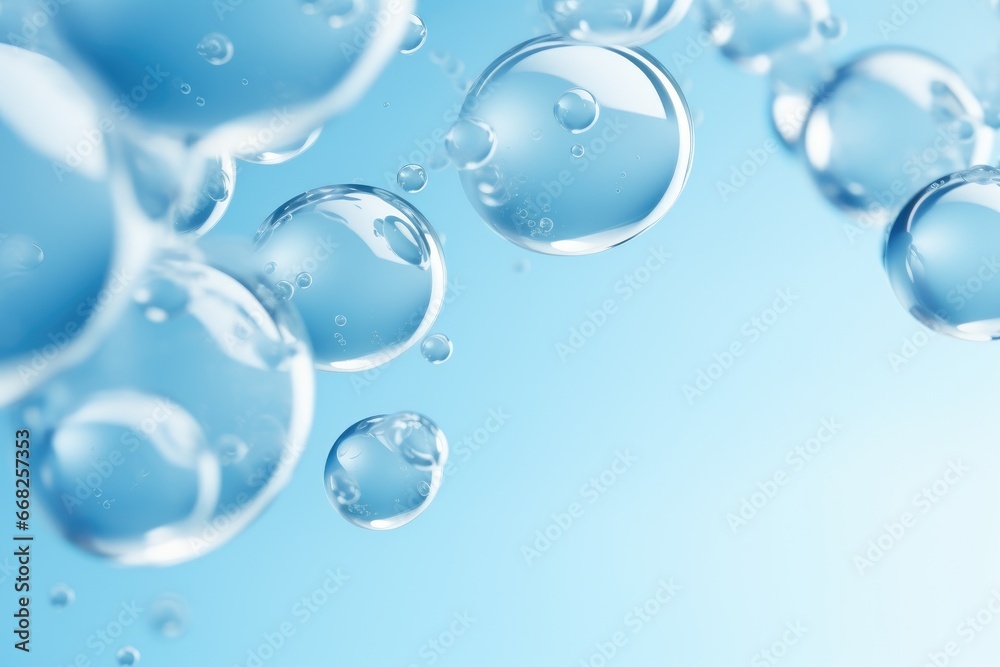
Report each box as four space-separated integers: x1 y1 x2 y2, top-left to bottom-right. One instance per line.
5 1 1000 666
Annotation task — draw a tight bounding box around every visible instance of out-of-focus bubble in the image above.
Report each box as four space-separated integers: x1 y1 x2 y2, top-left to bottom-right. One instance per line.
445 118 496 170
324 412 448 530
420 333 453 364
453 37 693 255
703 0 831 73
253 185 446 372
885 166 1000 341
769 50 834 148
802 48 992 226
397 163 428 193
50 0 414 155
196 32 234 66
400 14 427 54
50 584 75 607
540 0 693 46
237 127 323 166
172 154 235 236
150 594 188 638
23 248 314 565
116 646 140 665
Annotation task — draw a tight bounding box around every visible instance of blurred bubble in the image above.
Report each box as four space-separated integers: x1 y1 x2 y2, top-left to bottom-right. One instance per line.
324 412 448 530
446 118 496 170
400 14 427 54
116 646 140 665
49 583 75 608
453 37 693 255
540 0 693 45
253 185 446 372
23 248 314 565
237 127 323 166
885 166 1000 341
171 153 235 236
421 333 453 364
196 33 234 66
150 594 188 638
802 48 992 226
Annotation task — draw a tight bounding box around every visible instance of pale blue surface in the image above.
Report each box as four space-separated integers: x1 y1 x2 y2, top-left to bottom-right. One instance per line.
5 2 1000 666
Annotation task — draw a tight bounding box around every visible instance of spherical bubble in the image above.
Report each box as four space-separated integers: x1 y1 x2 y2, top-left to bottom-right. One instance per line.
884 166 1000 341
802 48 993 226
116 646 140 665
400 14 427 54
703 0 831 73
554 88 600 134
421 334 453 364
253 185 446 372
50 584 75 608
196 32 234 66
237 127 323 166
22 248 315 565
445 118 496 170
171 153 235 236
50 0 414 154
454 37 693 255
149 594 188 638
540 0 693 46
324 412 448 530
397 164 428 193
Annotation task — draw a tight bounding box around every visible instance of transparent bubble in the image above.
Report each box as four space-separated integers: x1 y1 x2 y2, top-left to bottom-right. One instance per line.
51 0 414 153
454 37 693 255
446 118 496 170
554 88 600 134
400 14 427 54
116 646 141 666
817 15 845 40
421 334 453 364
540 0 693 46
237 127 323 166
296 272 314 289
803 48 993 226
22 249 314 565
884 166 1000 341
397 164 428 193
196 33 234 66
150 594 188 638
171 153 235 236
50 584 75 608
324 412 448 530
703 0 831 73
253 185 446 372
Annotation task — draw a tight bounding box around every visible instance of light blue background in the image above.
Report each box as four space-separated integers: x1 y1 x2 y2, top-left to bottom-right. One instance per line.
5 1 1000 666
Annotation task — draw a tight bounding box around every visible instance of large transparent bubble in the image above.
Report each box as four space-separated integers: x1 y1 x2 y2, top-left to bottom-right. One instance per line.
884 166 1000 342
20 249 314 565
46 0 413 155
802 48 993 227
0 45 159 406
702 0 832 73
324 412 448 530
540 0 694 46
253 185 446 372
453 37 693 256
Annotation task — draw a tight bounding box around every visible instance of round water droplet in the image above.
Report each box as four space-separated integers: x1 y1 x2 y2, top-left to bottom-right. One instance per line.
541 0 693 46
446 117 496 170
803 48 992 226
253 186 446 372
25 250 314 565
238 127 322 165
420 334 453 364
50 584 75 608
150 594 188 638
116 646 140 665
454 37 693 255
397 164 428 193
554 88 600 134
324 412 448 530
196 32 234 65
885 166 1000 341
703 0 831 73
400 14 427 54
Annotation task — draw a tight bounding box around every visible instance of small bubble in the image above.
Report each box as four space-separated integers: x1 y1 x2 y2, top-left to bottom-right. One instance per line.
554 88 599 134
150 595 188 638
274 281 295 300
195 97 206 107
539 217 554 232
513 258 531 273
242 78 249 85
196 32 234 65
531 128 543 141
264 262 276 274
116 646 140 665
50 584 75 608
335 314 348 326
571 144 585 158
179 83 191 95
400 14 427 54
296 272 313 288
397 164 428 193
818 15 846 40
383 102 390 108
421 334 453 364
